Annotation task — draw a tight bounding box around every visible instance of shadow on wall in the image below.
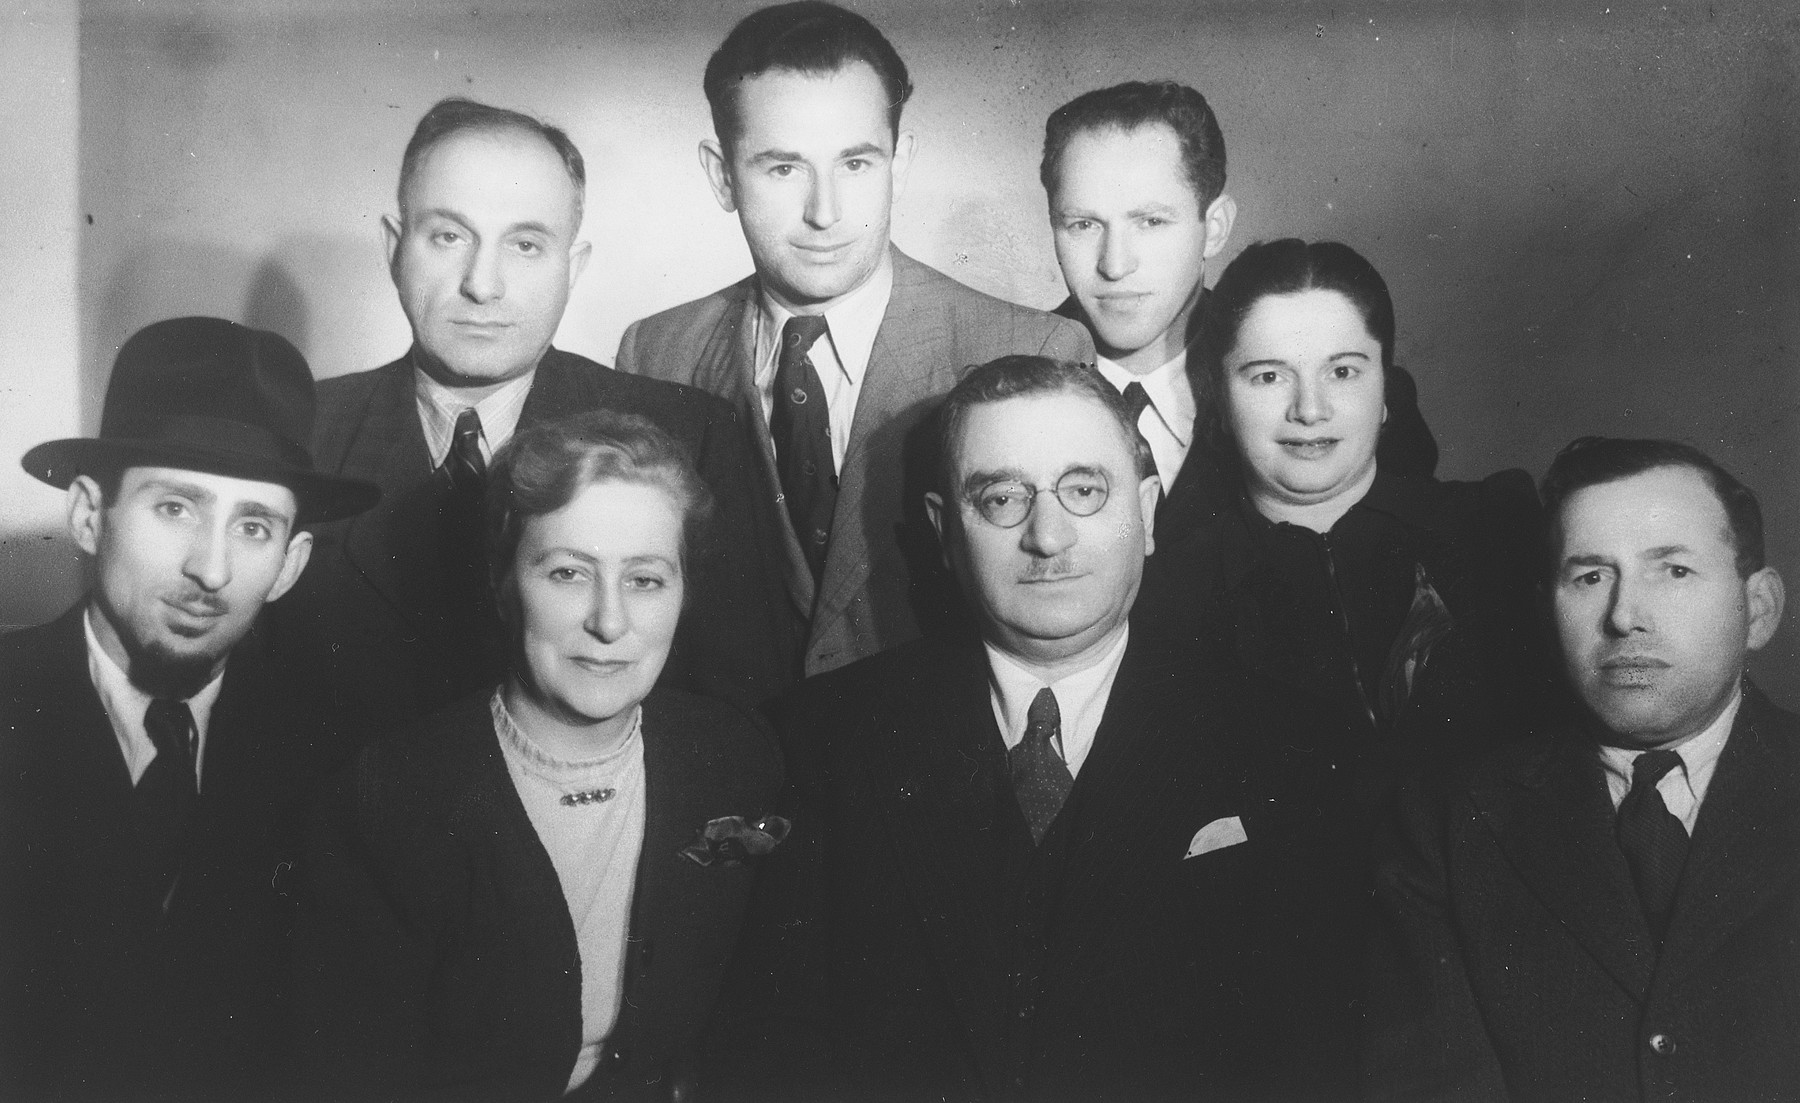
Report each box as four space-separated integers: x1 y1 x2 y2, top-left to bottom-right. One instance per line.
0 524 82 631
9 239 358 631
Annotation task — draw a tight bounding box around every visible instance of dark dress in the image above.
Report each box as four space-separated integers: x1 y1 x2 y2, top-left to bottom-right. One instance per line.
289 689 781 1102
1141 468 1565 1097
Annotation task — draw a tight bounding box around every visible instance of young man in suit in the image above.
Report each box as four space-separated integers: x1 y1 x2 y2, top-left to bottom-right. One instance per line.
281 97 791 731
0 317 380 1100
616 2 1093 678
1367 436 1797 1101
710 357 1285 1101
1039 81 1438 618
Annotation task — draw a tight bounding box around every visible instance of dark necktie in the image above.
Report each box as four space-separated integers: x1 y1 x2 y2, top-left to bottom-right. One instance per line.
441 406 487 494
1010 687 1074 845
139 699 198 912
769 315 836 582
1120 380 1153 428
437 407 500 688
1616 748 1690 939
1119 381 1163 505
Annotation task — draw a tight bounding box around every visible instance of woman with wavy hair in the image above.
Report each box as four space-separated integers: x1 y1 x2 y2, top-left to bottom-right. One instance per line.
293 410 784 1101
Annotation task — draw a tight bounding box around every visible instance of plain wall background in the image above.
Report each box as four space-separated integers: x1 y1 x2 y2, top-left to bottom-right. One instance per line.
4 0 1796 698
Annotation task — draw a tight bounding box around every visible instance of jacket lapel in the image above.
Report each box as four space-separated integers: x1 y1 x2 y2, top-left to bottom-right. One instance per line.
702 285 815 619
1658 691 1800 988
861 642 1016 1095
1469 734 1657 999
814 250 952 623
336 361 440 636
1048 640 1229 969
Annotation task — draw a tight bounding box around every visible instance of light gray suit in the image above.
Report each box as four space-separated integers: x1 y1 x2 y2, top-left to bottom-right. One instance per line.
617 247 1093 676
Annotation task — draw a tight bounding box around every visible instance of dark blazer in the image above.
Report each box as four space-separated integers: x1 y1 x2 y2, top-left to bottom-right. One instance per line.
1053 291 1440 598
618 249 1094 677
1366 687 1800 1102
710 631 1299 1102
290 688 782 1102
0 605 355 1102
279 347 794 733
1132 471 1561 1098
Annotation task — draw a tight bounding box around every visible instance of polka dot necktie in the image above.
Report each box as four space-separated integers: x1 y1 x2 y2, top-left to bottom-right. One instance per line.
769 315 835 583
1010 687 1073 845
1616 748 1690 940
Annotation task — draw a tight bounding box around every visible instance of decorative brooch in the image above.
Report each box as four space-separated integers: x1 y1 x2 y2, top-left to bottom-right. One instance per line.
560 788 616 807
680 815 792 868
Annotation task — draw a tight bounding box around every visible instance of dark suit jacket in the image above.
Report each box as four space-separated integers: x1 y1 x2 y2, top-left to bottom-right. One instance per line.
1366 687 1800 1102
0 605 355 1102
279 347 793 734
617 249 1094 677
710 631 1301 1102
290 688 782 1102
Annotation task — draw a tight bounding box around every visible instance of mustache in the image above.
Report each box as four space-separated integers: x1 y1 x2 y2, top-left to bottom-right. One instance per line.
167 587 230 616
1019 555 1078 581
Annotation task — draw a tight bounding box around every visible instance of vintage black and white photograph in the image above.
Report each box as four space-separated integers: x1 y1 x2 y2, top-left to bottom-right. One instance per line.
2 0 1797 1099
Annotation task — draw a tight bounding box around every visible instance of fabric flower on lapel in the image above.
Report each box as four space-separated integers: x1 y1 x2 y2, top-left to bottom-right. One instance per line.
680 815 791 868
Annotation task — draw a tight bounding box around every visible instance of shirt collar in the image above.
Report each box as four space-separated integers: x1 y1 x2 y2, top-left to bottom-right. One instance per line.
1597 682 1742 805
984 625 1130 739
1093 347 1196 447
755 249 895 389
412 355 538 469
84 603 226 779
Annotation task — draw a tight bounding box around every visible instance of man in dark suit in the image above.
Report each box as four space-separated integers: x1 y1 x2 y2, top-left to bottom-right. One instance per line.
616 2 1092 678
1038 81 1437 617
710 357 1283 1101
281 97 790 732
0 317 380 1100
1367 436 1797 1101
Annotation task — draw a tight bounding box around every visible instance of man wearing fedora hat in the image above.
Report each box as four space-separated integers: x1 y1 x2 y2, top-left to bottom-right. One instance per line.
0 316 379 1101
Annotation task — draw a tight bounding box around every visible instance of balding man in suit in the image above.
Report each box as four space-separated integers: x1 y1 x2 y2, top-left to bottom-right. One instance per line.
280 97 792 734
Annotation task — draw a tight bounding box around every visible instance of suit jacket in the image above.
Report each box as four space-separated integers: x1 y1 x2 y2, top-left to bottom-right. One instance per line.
617 249 1094 677
279 347 793 735
709 631 1307 1102
1365 687 1800 1102
290 688 782 1102
0 605 355 1102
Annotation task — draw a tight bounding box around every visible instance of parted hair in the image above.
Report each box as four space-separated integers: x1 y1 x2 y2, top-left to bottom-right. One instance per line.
1194 238 1395 458
1541 436 1766 578
398 97 586 224
704 1 912 153
486 410 714 611
1041 80 1227 209
935 355 1156 499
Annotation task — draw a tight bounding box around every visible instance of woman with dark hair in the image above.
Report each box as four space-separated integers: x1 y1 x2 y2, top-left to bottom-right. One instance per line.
1159 240 1562 1094
291 410 783 1101
1170 238 1559 779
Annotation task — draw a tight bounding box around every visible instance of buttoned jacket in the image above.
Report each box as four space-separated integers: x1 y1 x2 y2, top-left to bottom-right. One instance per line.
1366 687 1800 1102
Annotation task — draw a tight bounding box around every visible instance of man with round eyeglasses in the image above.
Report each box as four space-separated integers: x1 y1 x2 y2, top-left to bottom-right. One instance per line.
710 356 1284 1100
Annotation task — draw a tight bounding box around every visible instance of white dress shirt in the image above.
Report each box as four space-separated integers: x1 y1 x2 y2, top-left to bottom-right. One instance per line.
984 625 1131 779
1094 349 1196 492
84 605 224 788
413 362 536 470
491 693 647 1094
753 253 895 475
1598 686 1741 834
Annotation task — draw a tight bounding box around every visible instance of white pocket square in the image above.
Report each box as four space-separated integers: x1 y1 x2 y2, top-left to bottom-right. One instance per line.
1184 816 1248 859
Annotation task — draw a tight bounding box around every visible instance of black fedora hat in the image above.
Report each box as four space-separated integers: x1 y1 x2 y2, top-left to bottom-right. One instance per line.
22 317 379 525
